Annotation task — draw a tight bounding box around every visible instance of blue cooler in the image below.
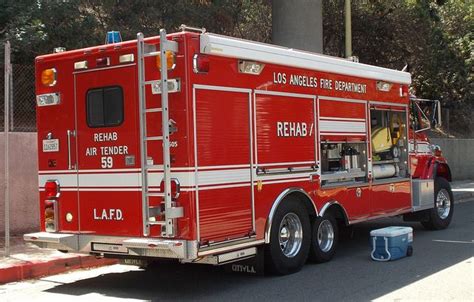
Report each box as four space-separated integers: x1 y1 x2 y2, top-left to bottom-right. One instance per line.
370 226 413 261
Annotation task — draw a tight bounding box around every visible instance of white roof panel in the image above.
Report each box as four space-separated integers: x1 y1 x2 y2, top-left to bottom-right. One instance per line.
200 33 411 85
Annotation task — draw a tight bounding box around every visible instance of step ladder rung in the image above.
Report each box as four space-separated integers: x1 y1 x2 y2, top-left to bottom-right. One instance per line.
147 192 164 197
149 220 166 226
143 80 157 85
144 51 160 57
145 108 162 113
145 165 163 170
146 136 163 141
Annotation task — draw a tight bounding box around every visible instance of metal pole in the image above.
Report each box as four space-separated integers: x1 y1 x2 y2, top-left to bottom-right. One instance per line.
4 41 11 257
446 108 450 138
345 0 352 58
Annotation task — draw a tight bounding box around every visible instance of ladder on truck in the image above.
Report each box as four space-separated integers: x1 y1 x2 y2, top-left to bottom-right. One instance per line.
137 29 183 237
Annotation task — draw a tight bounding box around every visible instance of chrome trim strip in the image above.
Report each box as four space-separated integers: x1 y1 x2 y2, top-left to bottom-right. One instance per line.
24 232 199 260
264 187 318 243
198 239 265 257
319 200 349 224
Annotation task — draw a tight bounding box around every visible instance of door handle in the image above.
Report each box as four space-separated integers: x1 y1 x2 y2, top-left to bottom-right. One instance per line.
67 130 76 170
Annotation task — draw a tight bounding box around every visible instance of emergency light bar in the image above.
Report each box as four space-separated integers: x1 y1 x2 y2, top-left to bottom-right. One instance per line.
106 31 122 44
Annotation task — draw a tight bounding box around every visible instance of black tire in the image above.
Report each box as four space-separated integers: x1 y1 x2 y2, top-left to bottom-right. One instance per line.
421 177 454 230
308 214 338 263
265 197 311 275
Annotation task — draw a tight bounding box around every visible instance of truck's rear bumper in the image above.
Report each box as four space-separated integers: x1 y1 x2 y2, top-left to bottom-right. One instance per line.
24 232 198 260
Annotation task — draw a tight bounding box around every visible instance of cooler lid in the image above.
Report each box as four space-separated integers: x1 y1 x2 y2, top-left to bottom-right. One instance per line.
370 226 413 237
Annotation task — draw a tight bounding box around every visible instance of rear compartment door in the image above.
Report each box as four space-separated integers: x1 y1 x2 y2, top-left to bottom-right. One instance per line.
194 86 254 243
74 65 142 236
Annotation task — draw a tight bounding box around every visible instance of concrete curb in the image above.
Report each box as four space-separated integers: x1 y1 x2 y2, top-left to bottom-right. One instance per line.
0 255 117 285
454 193 474 203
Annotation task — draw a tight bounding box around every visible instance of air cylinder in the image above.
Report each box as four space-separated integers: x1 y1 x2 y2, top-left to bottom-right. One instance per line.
373 164 397 179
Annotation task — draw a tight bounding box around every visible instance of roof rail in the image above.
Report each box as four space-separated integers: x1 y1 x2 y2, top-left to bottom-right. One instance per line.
179 24 206 33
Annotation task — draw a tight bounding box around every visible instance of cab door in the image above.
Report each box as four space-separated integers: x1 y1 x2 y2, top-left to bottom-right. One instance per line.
74 65 142 236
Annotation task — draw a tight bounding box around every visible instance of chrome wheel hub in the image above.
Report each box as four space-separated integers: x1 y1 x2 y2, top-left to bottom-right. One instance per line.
317 219 334 253
436 189 451 220
278 213 303 258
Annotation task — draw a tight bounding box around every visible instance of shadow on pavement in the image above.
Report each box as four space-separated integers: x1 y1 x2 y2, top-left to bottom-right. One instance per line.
46 201 473 301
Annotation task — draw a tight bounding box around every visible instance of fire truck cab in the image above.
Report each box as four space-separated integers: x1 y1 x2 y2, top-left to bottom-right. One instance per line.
25 26 453 275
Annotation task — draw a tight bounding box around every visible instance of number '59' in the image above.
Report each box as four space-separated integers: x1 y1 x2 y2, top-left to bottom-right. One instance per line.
101 156 113 168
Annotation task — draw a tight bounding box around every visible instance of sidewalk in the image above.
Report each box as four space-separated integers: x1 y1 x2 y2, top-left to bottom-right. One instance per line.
0 236 117 284
0 180 472 285
450 179 474 201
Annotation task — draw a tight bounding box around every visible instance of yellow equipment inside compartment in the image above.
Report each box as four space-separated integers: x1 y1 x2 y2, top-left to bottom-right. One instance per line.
390 114 404 145
371 127 392 154
371 114 405 155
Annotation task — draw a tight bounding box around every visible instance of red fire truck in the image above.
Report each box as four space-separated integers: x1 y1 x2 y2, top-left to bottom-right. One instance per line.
25 26 453 275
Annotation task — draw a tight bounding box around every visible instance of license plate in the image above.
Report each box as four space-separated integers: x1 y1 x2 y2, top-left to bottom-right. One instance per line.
92 243 128 254
119 258 148 267
43 139 59 152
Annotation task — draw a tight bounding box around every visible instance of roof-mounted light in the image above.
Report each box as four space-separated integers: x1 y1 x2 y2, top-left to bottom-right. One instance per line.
106 31 122 44
74 60 88 70
119 54 134 63
53 47 66 53
376 81 393 92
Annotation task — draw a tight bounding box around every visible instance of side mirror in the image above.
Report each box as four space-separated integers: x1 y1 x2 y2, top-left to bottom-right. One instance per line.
411 98 442 132
431 100 442 128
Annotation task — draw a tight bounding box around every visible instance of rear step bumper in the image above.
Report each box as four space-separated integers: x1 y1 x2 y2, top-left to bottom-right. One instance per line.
24 232 198 260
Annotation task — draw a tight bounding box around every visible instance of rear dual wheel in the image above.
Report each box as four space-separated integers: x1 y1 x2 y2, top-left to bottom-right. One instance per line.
265 198 339 275
309 214 338 263
265 198 311 275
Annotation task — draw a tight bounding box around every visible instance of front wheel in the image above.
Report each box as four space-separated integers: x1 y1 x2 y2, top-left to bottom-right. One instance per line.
421 177 454 230
265 198 311 275
308 214 338 263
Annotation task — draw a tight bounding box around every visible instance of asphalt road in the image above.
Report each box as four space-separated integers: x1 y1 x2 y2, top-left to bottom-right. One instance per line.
2 200 473 302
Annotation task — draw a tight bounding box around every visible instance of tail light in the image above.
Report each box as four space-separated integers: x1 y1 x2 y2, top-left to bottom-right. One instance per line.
44 180 60 232
193 54 210 73
45 180 60 199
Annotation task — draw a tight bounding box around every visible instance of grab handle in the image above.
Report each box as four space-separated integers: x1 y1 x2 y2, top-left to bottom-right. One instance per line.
67 130 75 170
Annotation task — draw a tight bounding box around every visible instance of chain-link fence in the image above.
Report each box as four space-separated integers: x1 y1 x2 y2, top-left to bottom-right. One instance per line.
0 64 36 132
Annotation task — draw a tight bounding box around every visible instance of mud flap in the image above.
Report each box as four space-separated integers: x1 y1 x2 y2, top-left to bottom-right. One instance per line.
223 246 265 276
